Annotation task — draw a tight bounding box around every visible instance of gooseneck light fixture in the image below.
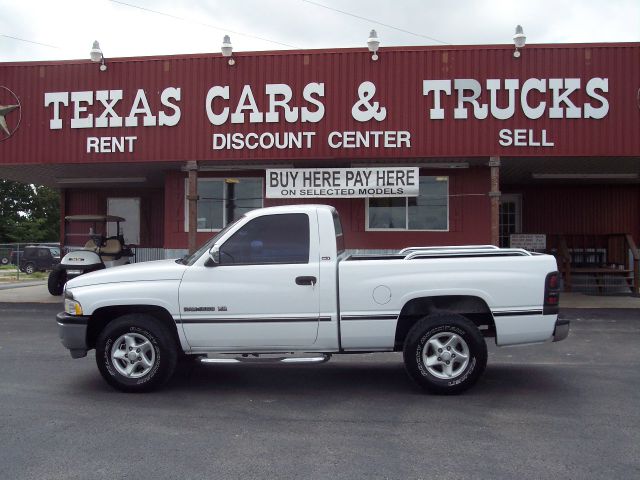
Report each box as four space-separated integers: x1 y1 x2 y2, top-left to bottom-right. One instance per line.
90 40 107 71
513 25 526 58
221 35 235 65
367 29 380 61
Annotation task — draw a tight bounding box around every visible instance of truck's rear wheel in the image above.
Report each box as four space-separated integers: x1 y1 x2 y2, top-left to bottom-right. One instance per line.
95 314 178 393
403 313 487 395
47 266 66 296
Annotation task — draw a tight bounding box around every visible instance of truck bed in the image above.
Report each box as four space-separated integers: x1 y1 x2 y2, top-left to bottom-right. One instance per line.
338 248 558 349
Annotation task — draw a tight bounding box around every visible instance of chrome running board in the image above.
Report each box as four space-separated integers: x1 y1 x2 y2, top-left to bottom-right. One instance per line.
199 353 331 365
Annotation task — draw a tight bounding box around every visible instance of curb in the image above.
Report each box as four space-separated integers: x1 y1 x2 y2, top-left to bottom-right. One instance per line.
0 281 47 291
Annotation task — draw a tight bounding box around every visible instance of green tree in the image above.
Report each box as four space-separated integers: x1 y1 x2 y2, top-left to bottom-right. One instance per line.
30 185 60 241
0 179 60 243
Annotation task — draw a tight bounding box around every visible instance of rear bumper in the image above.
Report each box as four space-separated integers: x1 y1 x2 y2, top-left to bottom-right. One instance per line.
56 312 90 358
552 317 570 342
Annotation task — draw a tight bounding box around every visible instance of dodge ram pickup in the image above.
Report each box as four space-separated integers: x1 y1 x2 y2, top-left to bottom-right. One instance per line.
57 204 568 394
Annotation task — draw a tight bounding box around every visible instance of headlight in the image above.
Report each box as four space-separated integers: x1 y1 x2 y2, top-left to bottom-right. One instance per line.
64 298 83 316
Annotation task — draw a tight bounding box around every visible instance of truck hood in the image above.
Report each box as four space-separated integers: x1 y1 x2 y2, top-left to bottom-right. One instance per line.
66 259 187 289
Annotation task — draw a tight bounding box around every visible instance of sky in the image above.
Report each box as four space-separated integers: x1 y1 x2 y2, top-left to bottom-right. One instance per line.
0 0 638 62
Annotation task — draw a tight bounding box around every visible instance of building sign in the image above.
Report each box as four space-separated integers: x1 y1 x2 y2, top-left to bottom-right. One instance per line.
40 78 608 155
510 234 546 250
266 167 419 198
1 45 638 164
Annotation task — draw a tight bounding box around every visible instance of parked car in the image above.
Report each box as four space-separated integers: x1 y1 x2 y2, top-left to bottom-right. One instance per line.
57 205 567 394
19 245 61 274
0 247 11 265
10 249 23 266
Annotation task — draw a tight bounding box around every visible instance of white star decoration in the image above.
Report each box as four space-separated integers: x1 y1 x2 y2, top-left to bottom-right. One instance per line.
0 104 19 137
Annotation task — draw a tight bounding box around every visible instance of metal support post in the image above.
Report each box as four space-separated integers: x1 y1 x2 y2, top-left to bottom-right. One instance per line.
489 156 501 247
186 161 199 254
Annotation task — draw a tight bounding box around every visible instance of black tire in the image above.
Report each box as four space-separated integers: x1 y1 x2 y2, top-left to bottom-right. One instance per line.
403 313 487 395
95 314 178 393
24 262 35 275
0 256 8 265
47 267 66 295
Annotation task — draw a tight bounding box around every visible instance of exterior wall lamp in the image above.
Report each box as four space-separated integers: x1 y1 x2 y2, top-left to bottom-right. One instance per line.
221 35 235 65
513 25 526 58
367 29 380 61
90 40 107 71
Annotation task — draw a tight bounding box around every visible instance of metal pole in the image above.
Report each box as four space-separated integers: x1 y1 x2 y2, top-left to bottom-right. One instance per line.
186 161 199 254
16 242 20 281
488 156 501 247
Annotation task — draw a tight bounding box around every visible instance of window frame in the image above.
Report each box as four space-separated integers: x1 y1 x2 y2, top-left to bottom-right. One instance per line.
184 177 263 233
332 208 345 255
365 175 450 232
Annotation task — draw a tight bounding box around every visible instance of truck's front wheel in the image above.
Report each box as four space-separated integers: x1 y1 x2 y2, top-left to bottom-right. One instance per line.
95 314 178 393
403 314 487 395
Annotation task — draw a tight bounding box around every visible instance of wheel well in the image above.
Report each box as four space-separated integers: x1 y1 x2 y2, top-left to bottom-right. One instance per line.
87 305 181 351
393 296 495 351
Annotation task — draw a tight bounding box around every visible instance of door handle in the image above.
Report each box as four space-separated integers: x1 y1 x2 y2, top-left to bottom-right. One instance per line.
295 276 317 286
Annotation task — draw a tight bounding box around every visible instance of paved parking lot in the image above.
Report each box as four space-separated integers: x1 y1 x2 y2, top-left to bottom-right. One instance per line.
1 303 639 479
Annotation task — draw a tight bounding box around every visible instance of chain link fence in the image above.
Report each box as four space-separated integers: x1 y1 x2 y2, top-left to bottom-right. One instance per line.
0 242 61 282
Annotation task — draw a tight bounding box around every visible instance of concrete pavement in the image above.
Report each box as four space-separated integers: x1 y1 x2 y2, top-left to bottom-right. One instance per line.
1 304 639 480
0 282 61 304
560 291 640 308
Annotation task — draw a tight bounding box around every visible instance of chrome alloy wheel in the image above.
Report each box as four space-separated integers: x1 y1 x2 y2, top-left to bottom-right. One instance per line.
110 333 156 378
421 332 470 380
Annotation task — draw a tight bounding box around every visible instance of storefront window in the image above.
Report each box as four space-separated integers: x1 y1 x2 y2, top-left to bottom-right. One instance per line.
185 178 263 232
197 181 224 230
367 176 448 231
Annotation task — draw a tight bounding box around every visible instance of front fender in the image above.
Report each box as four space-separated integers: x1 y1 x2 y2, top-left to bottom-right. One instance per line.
69 280 181 318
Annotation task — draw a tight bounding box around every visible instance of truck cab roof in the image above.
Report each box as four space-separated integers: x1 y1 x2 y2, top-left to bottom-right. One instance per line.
244 204 335 218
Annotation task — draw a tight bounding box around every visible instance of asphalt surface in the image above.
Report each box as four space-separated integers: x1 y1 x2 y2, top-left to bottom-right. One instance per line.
1 304 639 480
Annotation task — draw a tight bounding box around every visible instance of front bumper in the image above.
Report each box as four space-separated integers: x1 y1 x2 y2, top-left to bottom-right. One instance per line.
56 312 90 358
552 317 570 342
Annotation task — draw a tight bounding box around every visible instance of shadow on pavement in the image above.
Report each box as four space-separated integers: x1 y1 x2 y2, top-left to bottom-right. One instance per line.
68 359 573 400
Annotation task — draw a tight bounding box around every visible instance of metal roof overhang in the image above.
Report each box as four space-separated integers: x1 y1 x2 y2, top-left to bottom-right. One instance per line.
65 215 125 222
500 156 640 184
1 156 639 189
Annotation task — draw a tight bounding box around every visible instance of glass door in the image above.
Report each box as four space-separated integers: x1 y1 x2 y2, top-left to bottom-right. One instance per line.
499 194 522 248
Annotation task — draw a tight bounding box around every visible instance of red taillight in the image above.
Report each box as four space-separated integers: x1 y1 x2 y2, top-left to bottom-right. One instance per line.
544 271 560 314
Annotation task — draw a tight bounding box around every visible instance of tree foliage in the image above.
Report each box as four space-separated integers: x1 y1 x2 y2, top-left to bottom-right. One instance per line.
0 180 60 243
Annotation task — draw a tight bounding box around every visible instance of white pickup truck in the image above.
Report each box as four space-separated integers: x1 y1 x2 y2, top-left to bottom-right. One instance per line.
57 204 568 394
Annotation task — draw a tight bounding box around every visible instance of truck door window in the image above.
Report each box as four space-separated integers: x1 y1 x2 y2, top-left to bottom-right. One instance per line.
220 213 310 265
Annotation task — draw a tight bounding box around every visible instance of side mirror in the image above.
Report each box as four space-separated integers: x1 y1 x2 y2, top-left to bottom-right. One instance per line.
208 244 221 264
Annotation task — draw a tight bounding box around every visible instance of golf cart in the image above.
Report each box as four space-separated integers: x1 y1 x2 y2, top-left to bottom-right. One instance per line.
48 215 134 296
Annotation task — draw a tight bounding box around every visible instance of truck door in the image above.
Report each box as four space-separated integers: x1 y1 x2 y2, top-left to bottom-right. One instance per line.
179 212 321 349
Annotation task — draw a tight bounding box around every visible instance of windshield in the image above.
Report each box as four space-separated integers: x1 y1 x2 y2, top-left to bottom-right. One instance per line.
180 216 245 266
